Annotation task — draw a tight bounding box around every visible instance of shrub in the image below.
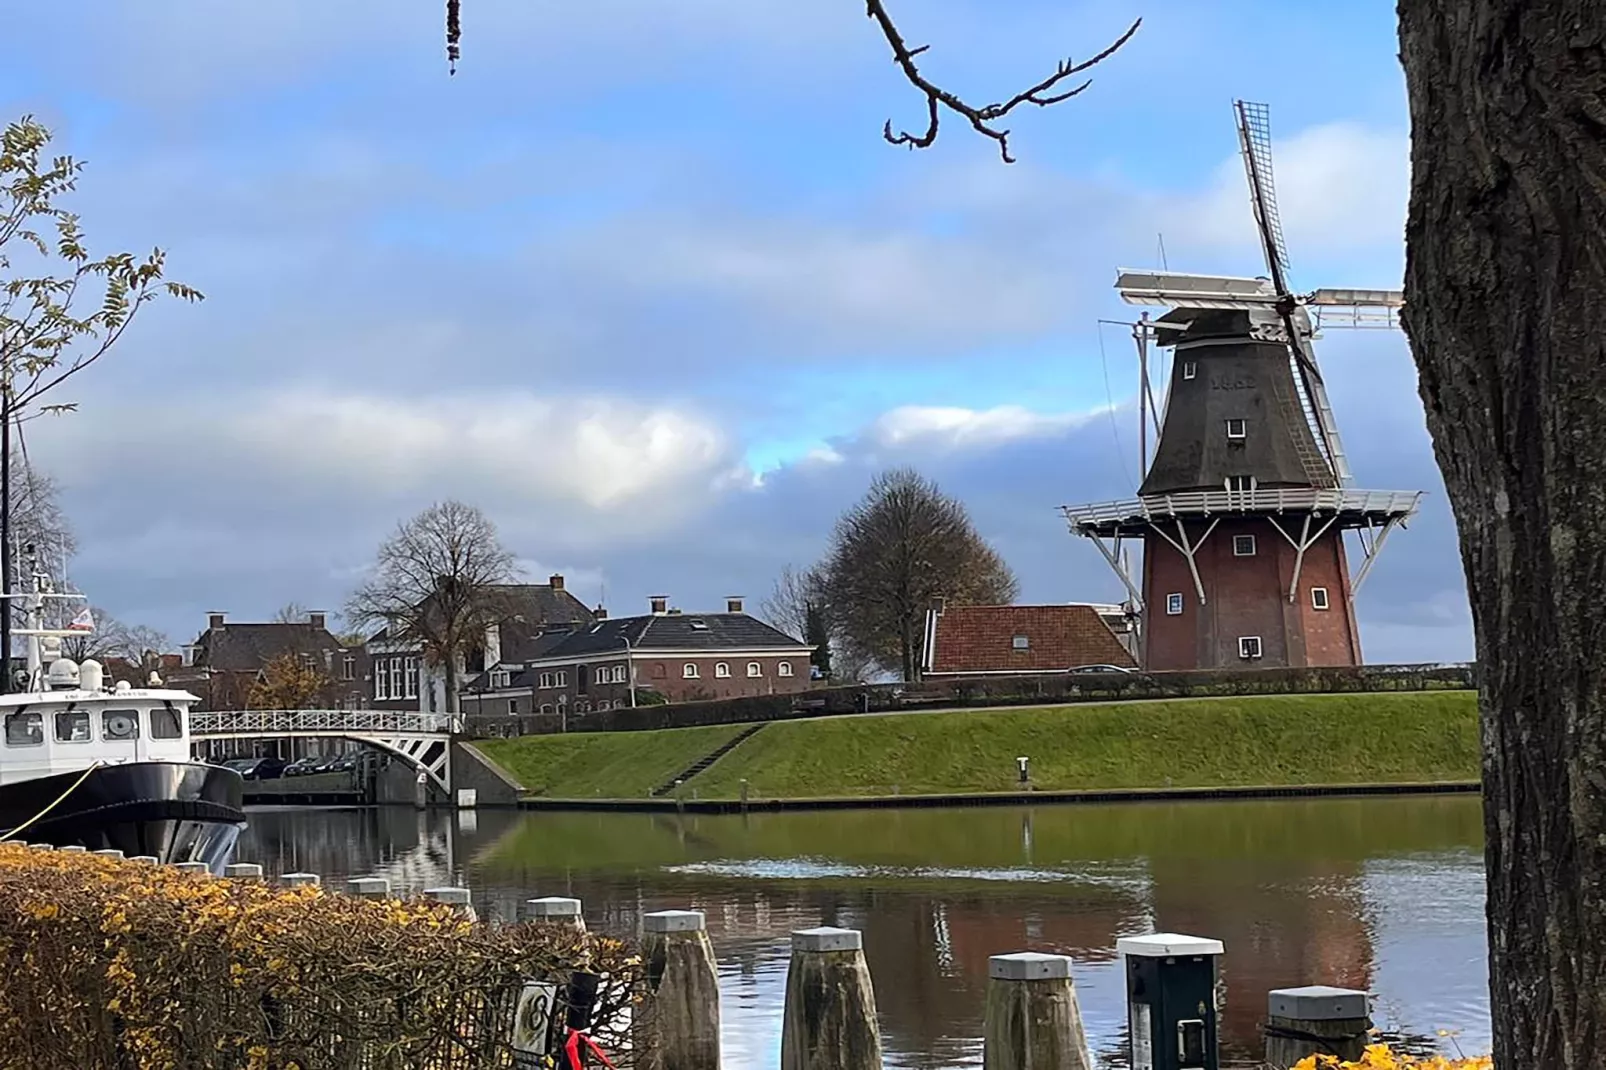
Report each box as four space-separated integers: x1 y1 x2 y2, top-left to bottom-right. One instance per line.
0 844 640 1069
1296 1046 1491 1069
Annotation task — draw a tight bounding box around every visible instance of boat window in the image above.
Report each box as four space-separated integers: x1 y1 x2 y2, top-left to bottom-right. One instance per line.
4 711 43 747
102 709 140 741
55 710 92 743
150 706 183 740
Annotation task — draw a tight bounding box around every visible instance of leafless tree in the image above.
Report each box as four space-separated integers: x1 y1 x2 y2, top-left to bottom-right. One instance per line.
59 607 167 666
344 500 517 714
760 564 823 641
272 602 309 625
822 468 1017 682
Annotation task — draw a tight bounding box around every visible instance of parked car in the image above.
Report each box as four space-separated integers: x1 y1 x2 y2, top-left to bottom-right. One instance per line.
282 756 324 777
1067 664 1135 674
226 756 287 781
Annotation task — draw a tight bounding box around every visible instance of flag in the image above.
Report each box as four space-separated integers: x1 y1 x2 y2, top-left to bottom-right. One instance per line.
67 607 94 632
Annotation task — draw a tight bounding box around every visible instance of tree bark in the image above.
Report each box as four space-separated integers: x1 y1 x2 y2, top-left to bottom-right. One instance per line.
1398 4 1606 1067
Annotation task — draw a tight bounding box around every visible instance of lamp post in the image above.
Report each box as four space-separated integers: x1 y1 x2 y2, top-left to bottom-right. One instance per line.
618 634 637 708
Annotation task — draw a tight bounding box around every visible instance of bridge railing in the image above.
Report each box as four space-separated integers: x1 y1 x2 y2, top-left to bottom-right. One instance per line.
190 709 457 736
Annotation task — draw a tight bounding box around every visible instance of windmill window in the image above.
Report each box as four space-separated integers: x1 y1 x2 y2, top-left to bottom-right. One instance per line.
1239 636 1263 660
1226 418 1247 440
1183 361 1197 380
1012 635 1030 650
1233 534 1257 557
1166 593 1184 616
1311 587 1331 611
1226 475 1254 493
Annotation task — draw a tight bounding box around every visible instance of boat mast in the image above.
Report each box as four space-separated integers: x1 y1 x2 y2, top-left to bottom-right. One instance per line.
2 376 12 695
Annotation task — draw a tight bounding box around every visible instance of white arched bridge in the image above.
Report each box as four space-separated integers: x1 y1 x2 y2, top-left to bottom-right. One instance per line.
190 709 458 795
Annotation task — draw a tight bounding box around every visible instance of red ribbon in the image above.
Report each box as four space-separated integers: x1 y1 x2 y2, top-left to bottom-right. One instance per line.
564 1028 616 1070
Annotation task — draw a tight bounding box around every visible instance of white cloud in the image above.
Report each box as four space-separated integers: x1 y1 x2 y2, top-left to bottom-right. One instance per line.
869 404 1105 450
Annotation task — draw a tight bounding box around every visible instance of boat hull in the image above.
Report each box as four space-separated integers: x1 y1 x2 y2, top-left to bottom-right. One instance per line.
0 761 246 871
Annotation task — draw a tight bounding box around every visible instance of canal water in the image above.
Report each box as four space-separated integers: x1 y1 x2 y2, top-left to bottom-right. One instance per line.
238 795 1488 1068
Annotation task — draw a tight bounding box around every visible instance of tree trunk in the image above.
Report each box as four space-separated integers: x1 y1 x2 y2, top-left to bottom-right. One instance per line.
1398 4 1606 1067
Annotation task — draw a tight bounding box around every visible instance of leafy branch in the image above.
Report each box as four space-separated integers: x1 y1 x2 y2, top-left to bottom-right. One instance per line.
866 1 1140 163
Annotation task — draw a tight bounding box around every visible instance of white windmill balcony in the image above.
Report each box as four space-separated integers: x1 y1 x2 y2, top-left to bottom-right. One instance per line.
1061 487 1423 537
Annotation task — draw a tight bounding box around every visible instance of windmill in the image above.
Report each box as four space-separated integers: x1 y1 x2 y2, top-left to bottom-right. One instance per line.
1061 100 1423 672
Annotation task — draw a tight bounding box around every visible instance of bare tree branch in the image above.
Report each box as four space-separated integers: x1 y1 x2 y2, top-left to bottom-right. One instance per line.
866 1 1140 163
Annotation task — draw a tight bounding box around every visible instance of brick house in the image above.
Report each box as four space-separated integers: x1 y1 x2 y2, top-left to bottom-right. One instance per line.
461 595 813 716
174 610 368 711
921 602 1139 678
366 575 595 712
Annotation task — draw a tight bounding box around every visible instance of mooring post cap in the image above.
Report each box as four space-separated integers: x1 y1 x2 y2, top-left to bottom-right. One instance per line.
130 855 159 864
59 845 86 853
27 843 54 851
644 909 705 934
792 926 862 953
225 863 264 880
347 876 390 896
1116 932 1225 958
989 951 1074 981
526 896 582 918
281 872 321 886
1269 986 1370 1020
174 861 210 874
92 849 124 859
425 887 472 906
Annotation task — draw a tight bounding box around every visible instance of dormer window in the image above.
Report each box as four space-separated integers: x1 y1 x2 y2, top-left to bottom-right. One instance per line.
490 669 511 689
1226 418 1247 441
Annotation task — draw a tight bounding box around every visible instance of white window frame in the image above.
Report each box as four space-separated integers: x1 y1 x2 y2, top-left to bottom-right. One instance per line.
341 654 356 681
389 658 403 700
1183 360 1197 380
715 662 730 678
1226 475 1254 493
1165 592 1184 616
611 665 627 684
778 662 793 677
555 670 567 687
1226 418 1247 441
595 666 608 685
683 663 700 679
1239 636 1263 660
507 699 519 715
539 671 553 689
374 658 389 701
490 669 511 689
404 656 420 699
1311 587 1331 611
1011 635 1029 650
747 662 762 678
1233 534 1257 557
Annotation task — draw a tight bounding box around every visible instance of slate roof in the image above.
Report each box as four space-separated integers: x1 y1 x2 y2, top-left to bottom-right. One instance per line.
365 582 594 652
192 622 348 673
925 604 1137 675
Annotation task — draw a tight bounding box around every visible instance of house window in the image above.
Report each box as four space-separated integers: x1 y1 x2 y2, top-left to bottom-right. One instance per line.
555 670 567 687
1011 635 1030 650
404 656 419 699
341 654 356 681
1183 360 1197 380
1226 475 1253 493
389 658 403 700
1233 534 1257 557
539 704 553 714
597 699 612 712
611 665 627 684
1226 418 1247 441
747 662 762 678
715 662 731 678
683 663 700 679
507 699 519 715
778 662 794 677
490 669 511 689
1239 636 1263 660
374 660 389 701
595 667 608 685
1166 592 1184 616
1311 587 1331 611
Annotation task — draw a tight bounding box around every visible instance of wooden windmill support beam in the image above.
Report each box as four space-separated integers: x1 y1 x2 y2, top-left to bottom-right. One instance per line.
1267 513 1341 603
1151 517 1220 605
1351 515 1406 595
1084 532 1144 612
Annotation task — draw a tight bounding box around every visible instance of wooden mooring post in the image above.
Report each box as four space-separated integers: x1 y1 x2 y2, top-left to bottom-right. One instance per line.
637 910 720 1070
983 952 1092 1070
1264 986 1371 1069
526 896 586 932
781 926 882 1070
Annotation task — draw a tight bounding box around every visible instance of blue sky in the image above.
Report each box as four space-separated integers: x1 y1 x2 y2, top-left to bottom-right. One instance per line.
1 1 1472 661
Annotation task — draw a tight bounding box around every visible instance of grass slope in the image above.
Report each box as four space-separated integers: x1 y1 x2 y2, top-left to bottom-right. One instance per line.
477 724 747 799
686 692 1479 799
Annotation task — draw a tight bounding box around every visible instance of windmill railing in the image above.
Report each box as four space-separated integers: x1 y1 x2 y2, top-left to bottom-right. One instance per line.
190 709 457 736
1061 488 1424 530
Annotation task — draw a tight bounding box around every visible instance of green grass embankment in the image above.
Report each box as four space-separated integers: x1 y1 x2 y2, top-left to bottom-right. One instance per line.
476 723 747 798
477 691 1480 801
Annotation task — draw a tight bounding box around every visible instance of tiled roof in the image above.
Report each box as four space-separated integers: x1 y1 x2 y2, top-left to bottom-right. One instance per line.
193 622 348 673
554 612 808 657
926 604 1137 675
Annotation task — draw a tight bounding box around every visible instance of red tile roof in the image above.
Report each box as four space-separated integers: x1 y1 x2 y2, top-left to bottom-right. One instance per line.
925 604 1136 675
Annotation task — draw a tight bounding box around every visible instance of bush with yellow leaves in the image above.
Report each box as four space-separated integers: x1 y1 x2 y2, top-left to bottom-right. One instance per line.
1295 1044 1492 1070
0 843 640 1069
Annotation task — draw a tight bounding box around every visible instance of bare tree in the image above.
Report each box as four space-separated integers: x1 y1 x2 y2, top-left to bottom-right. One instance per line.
272 602 309 625
59 607 166 665
822 468 1017 682
762 563 838 680
344 501 517 714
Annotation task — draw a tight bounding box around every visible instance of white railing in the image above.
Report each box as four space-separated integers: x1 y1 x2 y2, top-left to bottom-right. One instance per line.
191 709 456 737
1061 488 1424 528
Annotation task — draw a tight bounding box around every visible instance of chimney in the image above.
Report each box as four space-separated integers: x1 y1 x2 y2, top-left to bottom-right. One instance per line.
930 597 946 616
594 604 608 620
650 595 668 616
308 611 327 630
726 596 744 614
549 573 565 592
207 611 226 631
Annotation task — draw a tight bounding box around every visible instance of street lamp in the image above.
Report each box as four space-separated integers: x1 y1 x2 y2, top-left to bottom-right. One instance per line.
617 634 637 708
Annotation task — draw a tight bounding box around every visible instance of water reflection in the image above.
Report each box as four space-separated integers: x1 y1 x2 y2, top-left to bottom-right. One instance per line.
238 796 1488 1068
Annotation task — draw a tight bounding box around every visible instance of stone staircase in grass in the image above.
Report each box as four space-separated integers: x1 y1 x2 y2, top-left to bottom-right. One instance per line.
648 725 766 797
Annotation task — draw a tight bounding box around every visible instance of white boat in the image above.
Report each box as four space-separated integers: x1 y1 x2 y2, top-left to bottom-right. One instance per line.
0 567 245 868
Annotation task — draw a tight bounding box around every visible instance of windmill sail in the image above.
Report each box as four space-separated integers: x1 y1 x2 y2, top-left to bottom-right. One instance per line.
1234 100 1354 484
